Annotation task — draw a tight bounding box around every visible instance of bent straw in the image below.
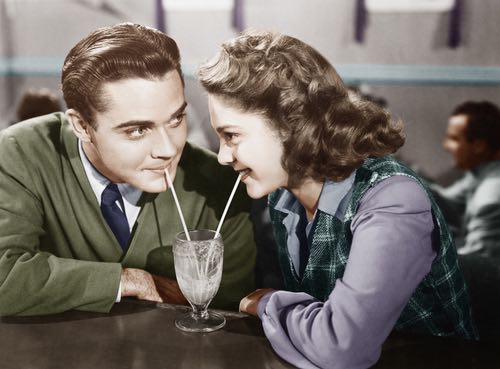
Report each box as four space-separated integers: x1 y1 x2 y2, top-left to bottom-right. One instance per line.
215 174 242 239
164 169 191 241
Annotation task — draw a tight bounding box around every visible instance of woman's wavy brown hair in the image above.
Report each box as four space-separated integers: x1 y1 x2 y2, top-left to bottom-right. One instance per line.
198 30 405 187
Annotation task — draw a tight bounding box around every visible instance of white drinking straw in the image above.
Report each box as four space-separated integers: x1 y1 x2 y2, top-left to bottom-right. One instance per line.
164 169 191 241
215 174 242 238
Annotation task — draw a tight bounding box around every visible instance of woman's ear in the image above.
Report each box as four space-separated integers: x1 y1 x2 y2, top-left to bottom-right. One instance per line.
66 109 92 142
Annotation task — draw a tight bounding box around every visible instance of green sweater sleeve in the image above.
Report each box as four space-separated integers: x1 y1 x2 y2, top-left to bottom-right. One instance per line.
0 132 121 316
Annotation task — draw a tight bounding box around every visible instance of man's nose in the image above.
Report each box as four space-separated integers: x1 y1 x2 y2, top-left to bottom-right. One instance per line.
152 128 177 159
442 138 454 153
217 142 234 166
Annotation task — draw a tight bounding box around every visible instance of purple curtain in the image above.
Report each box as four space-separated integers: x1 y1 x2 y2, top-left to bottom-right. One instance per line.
448 0 462 48
356 0 462 48
354 0 367 43
155 0 166 33
233 0 244 32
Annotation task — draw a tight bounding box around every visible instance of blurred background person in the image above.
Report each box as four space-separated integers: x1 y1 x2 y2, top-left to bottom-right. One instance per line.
429 101 500 258
14 87 62 123
430 101 500 342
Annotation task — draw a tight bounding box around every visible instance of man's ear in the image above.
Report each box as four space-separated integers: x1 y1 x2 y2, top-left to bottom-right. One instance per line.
471 138 494 162
472 138 488 153
66 109 92 142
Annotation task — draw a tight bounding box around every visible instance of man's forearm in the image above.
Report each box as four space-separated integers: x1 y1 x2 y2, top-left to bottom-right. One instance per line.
0 251 121 316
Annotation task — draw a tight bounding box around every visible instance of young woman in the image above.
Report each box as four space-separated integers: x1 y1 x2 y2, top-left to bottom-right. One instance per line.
198 30 477 369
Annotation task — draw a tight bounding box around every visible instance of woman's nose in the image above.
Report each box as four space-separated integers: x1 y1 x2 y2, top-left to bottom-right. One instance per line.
217 142 235 166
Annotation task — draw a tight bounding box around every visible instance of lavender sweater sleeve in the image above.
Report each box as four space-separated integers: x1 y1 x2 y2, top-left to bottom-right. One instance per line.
257 176 437 369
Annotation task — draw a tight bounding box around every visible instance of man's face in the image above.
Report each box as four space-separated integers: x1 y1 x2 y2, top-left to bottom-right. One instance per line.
443 114 484 170
80 71 187 193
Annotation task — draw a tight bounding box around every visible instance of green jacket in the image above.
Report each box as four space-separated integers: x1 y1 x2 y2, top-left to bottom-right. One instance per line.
0 113 256 316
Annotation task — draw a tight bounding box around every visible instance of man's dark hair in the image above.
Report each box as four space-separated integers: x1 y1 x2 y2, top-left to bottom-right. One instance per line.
62 23 183 127
452 101 500 152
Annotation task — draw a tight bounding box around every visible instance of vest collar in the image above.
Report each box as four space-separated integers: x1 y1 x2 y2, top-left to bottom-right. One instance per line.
274 170 357 218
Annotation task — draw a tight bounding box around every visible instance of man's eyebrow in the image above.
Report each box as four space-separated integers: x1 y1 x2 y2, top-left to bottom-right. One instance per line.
169 101 188 120
113 101 188 130
113 120 155 130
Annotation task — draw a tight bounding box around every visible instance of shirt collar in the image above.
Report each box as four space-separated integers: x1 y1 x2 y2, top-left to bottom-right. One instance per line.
78 140 142 206
274 170 357 217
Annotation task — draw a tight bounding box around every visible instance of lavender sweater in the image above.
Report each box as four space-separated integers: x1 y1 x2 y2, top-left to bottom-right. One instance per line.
257 175 437 369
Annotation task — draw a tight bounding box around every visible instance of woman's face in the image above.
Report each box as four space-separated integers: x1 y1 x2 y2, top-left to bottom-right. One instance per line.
208 94 289 199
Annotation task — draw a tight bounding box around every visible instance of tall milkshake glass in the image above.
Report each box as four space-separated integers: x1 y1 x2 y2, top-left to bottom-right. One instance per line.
173 229 225 332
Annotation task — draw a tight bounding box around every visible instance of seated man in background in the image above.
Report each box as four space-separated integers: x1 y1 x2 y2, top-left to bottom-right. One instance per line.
0 23 256 316
429 101 500 257
15 87 62 122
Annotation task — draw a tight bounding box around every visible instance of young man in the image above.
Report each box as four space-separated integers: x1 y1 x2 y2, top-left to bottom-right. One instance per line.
430 101 500 257
0 23 255 316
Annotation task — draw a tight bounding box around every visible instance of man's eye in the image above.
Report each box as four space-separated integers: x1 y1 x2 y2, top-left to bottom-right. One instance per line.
127 127 149 138
170 113 186 127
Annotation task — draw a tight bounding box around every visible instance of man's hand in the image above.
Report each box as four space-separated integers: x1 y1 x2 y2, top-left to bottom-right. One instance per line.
151 274 188 305
239 288 275 316
121 268 162 302
120 268 188 305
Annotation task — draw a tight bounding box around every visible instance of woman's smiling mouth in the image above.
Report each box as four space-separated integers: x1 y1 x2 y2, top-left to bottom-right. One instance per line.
236 168 251 181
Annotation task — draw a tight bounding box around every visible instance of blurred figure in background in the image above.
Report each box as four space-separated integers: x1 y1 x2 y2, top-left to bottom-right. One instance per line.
429 101 500 258
15 88 62 122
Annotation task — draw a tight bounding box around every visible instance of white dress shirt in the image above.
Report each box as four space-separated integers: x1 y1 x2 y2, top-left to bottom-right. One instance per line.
78 140 143 302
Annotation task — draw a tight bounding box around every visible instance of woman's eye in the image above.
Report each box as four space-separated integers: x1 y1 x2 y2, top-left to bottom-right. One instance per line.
224 132 238 141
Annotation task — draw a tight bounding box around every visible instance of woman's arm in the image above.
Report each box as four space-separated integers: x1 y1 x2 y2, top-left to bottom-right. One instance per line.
253 176 437 369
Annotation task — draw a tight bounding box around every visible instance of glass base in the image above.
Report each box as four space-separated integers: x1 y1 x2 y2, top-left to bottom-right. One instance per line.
175 310 226 333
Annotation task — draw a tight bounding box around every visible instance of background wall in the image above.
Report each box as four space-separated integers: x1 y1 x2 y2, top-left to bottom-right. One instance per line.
1 0 499 184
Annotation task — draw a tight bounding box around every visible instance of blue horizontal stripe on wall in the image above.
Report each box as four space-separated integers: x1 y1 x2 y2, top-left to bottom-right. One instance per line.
1 57 500 86
335 64 500 86
0 57 65 77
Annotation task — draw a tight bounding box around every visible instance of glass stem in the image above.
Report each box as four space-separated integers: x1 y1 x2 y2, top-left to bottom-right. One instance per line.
191 304 209 320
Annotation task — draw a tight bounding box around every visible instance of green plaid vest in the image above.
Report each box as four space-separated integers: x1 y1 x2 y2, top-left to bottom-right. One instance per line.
269 156 478 339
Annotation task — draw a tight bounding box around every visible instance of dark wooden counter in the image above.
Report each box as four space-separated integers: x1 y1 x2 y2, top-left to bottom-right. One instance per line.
1 300 498 369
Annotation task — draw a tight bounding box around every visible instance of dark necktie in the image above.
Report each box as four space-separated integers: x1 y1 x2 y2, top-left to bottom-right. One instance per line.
101 183 130 251
296 208 310 279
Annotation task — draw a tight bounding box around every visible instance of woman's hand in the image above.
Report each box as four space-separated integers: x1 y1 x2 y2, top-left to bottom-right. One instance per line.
239 288 275 316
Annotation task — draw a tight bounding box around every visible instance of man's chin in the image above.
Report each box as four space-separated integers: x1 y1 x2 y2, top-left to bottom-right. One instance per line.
132 168 180 193
455 163 469 171
148 185 168 193
131 178 168 193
